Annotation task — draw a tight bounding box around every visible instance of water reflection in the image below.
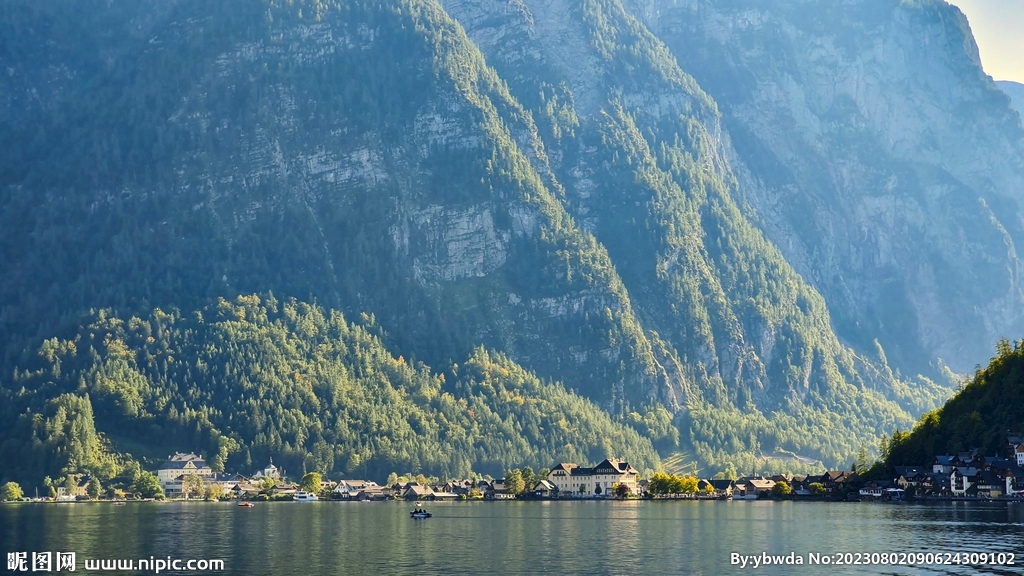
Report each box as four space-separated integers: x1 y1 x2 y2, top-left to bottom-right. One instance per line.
2 500 1023 575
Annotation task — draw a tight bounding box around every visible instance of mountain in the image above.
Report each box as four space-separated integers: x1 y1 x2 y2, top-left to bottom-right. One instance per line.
997 81 1024 116
0 295 661 485
5 0 1016 483
625 0 1024 376
885 339 1024 466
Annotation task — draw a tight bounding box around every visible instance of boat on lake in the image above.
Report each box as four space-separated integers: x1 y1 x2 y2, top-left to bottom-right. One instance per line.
293 491 319 502
238 501 255 508
411 501 431 518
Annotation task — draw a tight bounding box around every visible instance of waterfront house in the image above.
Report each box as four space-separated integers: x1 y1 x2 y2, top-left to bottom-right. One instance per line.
709 479 735 497
954 450 986 470
788 475 809 494
950 467 977 496
1012 444 1024 467
64 474 92 498
548 463 578 495
932 456 956 474
230 482 262 498
975 471 1004 497
859 480 895 498
334 480 380 499
637 479 650 495
893 466 927 489
546 459 640 497
211 473 246 495
488 481 516 499
270 482 298 496
532 480 557 498
157 453 215 496
403 484 434 501
738 477 775 499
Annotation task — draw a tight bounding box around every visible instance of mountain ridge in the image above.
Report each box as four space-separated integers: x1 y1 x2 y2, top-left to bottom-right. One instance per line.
5 0 1016 484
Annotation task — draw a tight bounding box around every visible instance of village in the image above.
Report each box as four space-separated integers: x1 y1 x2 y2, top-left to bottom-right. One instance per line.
9 435 1024 504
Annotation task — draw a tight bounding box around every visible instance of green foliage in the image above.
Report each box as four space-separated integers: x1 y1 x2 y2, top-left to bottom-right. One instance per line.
808 482 826 495
300 472 322 494
86 477 101 499
771 481 792 498
131 471 164 500
0 0 954 485
205 483 224 501
2 482 23 501
2 296 659 486
503 469 525 495
181 474 205 500
647 471 699 495
887 339 1024 466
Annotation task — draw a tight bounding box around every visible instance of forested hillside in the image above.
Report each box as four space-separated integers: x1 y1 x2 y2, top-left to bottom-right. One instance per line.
885 339 1024 466
3 0 1014 486
0 295 660 485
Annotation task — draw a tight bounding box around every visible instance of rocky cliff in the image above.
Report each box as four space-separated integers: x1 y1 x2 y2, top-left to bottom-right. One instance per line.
626 0 1024 375
5 0 1015 476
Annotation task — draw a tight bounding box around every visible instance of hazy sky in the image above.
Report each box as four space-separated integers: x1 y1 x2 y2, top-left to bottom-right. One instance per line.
949 0 1024 82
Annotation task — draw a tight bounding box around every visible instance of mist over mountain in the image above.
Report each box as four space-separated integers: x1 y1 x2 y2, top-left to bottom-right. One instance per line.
1 0 1015 484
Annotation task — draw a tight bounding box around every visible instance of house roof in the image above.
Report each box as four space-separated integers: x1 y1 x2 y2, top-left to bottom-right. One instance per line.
592 458 639 475
534 480 556 491
160 453 210 470
894 466 925 477
933 455 955 465
709 479 734 490
550 463 578 474
976 470 1002 486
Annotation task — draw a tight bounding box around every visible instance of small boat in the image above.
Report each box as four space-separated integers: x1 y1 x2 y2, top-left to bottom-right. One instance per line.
114 501 127 506
410 502 431 518
293 491 319 502
238 501 255 508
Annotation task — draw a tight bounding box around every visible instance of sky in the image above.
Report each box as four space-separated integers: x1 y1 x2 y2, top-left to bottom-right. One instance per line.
949 0 1024 82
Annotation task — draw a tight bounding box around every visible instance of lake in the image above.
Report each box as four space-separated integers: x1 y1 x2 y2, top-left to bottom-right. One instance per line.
3 500 1023 574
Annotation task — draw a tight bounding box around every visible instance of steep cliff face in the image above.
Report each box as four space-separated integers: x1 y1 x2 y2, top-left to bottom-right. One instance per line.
1 0 983 475
0 0 666 407
998 81 1024 116
626 0 1024 375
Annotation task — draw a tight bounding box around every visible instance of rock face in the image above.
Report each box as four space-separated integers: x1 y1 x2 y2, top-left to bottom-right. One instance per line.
7 0 1018 471
626 0 1024 374
998 81 1024 116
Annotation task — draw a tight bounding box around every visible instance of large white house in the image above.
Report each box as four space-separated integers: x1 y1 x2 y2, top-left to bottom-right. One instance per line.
157 453 215 496
547 458 639 496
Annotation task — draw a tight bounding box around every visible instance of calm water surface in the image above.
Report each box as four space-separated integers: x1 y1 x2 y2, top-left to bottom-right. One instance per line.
3 500 1024 575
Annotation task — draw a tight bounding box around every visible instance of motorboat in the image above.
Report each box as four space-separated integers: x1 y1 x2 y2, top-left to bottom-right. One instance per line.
293 491 319 502
238 501 255 508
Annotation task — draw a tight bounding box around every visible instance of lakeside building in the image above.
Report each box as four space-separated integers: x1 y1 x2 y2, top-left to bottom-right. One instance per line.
157 453 215 496
547 458 639 496
252 459 280 481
